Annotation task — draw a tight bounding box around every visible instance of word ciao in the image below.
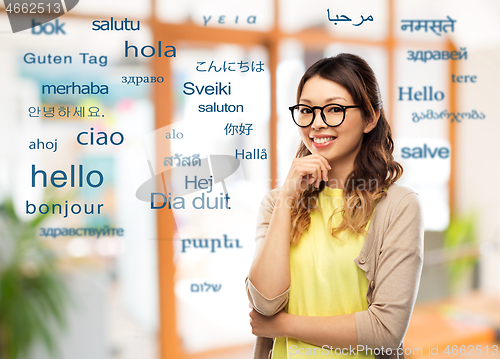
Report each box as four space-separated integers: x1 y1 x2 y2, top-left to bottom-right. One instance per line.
39 226 124 238
412 110 485 123
24 52 107 66
32 19 65 35
164 154 200 167
407 48 467 63
191 283 221 292
401 145 450 159
203 15 256 26
92 17 140 31
181 234 243 253
401 16 456 36
326 11 373 26
398 87 444 101
196 60 264 73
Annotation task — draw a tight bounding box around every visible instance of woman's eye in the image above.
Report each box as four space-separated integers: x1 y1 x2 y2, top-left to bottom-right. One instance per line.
329 106 342 113
299 107 312 114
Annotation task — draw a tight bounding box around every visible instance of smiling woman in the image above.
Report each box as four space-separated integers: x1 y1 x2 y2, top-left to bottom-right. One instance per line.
246 54 424 359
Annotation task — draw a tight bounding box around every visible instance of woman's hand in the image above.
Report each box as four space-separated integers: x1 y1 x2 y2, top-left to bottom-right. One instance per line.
281 154 331 199
249 306 289 338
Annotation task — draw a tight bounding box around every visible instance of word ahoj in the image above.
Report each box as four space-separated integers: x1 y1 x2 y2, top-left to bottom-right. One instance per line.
327 11 373 26
125 41 176 58
32 19 65 35
92 17 140 31
203 15 256 26
30 138 57 152
24 52 107 66
398 87 444 101
191 283 221 292
166 129 183 139
181 234 243 253
401 144 450 159
77 128 124 146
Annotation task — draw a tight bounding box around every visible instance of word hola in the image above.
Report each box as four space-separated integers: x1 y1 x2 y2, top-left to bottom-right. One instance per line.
181 234 243 253
92 17 140 31
191 283 221 292
398 87 444 101
30 138 57 152
203 15 256 26
32 19 65 35
401 145 450 159
236 148 267 160
166 129 183 139
183 82 231 96
125 41 176 58
32 164 104 188
77 128 124 146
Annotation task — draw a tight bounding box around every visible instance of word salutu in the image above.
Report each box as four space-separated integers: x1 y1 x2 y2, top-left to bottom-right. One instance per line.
203 15 256 26
181 234 243 253
196 60 264 73
407 48 467 62
235 148 267 160
401 145 450 159
24 52 107 66
401 16 456 36
164 154 200 167
412 109 485 123
327 11 373 26
40 226 124 238
92 17 140 31
191 283 221 292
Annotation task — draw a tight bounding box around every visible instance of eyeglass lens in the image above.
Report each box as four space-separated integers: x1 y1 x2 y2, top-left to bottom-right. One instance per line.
292 105 345 127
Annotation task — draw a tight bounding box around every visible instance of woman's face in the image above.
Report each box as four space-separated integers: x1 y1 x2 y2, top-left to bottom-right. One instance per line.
297 75 376 166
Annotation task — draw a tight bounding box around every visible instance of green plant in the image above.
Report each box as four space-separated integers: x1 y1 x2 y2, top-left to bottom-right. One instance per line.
0 198 70 359
443 212 478 295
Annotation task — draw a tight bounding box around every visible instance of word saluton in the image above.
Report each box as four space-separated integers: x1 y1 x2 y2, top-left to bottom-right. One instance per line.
236 148 267 160
92 17 140 31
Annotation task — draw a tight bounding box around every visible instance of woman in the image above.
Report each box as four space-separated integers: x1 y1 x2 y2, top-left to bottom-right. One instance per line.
246 53 424 359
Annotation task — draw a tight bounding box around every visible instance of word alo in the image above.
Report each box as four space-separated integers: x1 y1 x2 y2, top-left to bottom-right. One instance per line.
191 282 221 292
401 144 450 159
181 234 243 253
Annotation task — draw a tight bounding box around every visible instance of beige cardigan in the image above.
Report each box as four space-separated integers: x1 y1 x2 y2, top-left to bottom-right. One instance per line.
245 184 424 359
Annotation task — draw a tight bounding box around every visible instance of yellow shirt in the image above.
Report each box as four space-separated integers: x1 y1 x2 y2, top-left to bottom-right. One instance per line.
272 187 375 359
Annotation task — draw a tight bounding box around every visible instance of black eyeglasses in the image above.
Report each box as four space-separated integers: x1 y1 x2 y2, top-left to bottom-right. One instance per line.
289 103 360 127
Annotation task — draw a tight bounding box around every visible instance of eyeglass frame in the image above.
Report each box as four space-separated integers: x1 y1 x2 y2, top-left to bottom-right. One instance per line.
288 103 361 128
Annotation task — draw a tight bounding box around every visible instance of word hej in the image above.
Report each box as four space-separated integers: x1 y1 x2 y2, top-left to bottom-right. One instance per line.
401 15 456 36
398 87 444 101
203 15 256 26
326 11 373 26
24 52 107 66
182 234 242 253
151 176 231 210
31 19 65 35
401 145 450 159
191 282 221 292
26 129 124 217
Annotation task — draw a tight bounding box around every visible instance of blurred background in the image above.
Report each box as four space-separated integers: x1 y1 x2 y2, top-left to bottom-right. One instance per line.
1 0 500 358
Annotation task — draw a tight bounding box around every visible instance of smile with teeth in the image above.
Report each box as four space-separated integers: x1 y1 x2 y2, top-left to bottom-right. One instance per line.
312 136 336 144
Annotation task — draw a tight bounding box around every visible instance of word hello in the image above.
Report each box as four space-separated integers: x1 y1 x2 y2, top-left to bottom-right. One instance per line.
32 164 104 188
398 86 444 101
30 138 57 152
183 82 231 96
92 17 140 31
203 15 257 26
77 128 124 146
166 129 183 139
181 234 243 252
42 82 108 95
236 148 267 160
32 19 65 35
125 41 176 58
24 53 107 66
401 144 450 159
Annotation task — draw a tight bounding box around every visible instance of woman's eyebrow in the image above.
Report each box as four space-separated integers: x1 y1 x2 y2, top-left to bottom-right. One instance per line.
299 96 347 104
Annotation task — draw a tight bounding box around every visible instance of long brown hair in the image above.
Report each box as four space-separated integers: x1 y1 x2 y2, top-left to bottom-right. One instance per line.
290 53 403 244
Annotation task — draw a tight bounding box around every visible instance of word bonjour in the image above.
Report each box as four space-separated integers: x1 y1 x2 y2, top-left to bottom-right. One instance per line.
398 86 444 101
24 52 107 66
39 226 124 238
181 234 243 253
203 15 256 26
191 283 221 292
401 145 450 159
27 200 104 218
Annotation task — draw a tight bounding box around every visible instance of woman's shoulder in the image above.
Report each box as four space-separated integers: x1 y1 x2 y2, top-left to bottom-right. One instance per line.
378 183 422 217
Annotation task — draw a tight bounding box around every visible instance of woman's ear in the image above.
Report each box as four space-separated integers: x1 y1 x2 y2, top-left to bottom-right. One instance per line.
363 110 380 133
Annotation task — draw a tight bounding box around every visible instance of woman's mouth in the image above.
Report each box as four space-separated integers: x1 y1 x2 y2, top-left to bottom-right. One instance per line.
311 136 337 148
